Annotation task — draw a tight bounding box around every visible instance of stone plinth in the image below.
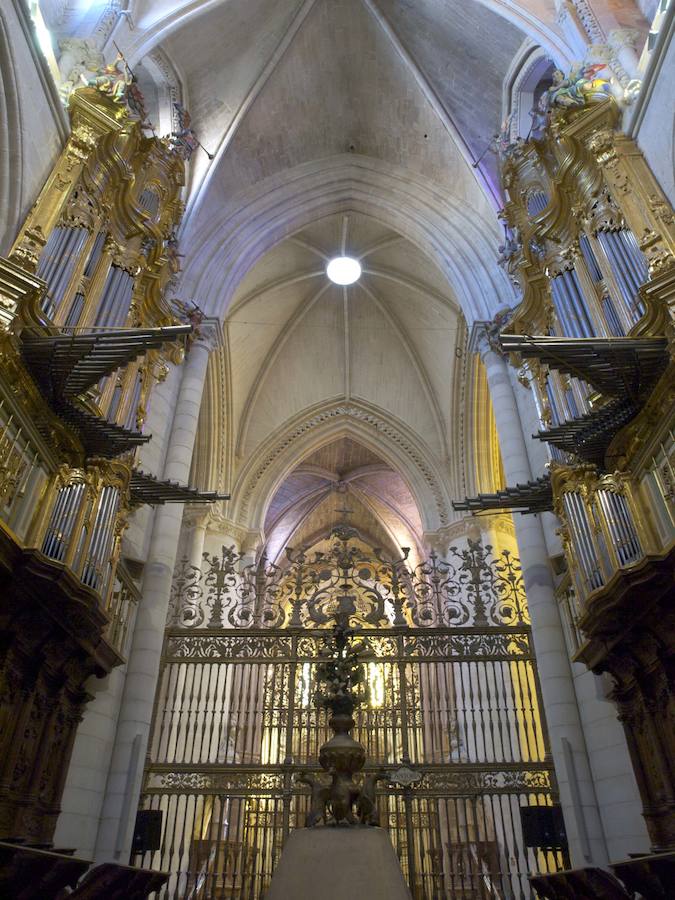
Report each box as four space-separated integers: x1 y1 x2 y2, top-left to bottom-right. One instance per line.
265 827 411 899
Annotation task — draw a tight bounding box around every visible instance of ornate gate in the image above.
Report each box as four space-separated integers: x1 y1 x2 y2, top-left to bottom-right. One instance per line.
137 530 567 898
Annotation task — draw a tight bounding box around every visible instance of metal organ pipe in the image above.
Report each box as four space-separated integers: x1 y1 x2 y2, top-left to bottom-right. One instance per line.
578 235 603 282
597 490 642 566
107 384 123 422
527 191 549 216
622 229 649 282
551 276 576 336
37 226 69 285
601 296 625 336
94 266 135 328
597 491 627 565
563 492 603 594
36 226 89 317
41 485 69 558
64 293 85 328
37 227 70 316
569 376 592 417
546 380 562 426
560 269 596 337
83 230 107 278
125 374 142 431
550 269 595 338
596 230 648 324
42 482 85 562
84 486 120 591
82 486 111 587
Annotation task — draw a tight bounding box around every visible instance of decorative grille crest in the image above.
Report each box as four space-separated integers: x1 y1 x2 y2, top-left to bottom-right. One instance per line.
169 531 528 631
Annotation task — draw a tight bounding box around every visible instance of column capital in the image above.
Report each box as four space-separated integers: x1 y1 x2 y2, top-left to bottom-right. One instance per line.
182 504 214 530
468 320 505 359
468 305 516 359
190 315 222 354
468 321 491 357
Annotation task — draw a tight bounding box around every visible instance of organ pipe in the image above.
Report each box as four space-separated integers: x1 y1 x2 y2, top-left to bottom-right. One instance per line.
36 226 89 318
562 491 601 593
94 265 135 328
596 229 648 325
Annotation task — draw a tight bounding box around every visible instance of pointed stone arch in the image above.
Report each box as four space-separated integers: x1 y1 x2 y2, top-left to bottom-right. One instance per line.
229 399 454 533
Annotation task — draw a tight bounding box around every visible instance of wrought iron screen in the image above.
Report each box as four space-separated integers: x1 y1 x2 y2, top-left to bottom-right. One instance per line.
138 533 567 898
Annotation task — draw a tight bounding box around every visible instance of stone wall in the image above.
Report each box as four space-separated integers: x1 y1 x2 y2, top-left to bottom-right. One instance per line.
0 0 66 254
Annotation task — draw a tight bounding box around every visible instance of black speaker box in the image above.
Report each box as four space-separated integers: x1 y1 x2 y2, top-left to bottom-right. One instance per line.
520 805 567 849
131 808 163 854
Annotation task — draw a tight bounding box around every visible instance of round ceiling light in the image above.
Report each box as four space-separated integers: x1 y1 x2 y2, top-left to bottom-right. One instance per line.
326 256 361 285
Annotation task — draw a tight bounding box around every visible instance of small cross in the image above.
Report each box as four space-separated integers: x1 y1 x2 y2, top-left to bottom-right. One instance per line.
336 503 353 522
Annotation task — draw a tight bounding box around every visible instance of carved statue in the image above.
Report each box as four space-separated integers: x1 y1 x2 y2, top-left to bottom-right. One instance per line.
484 305 516 354
356 770 389 826
170 103 214 160
497 230 521 269
82 54 131 104
545 64 611 111
494 114 525 161
170 298 205 345
170 103 200 160
57 39 105 104
328 769 360 825
529 94 549 140
296 771 331 827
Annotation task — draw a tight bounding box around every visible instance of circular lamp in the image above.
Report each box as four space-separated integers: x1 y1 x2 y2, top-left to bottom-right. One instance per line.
326 256 361 285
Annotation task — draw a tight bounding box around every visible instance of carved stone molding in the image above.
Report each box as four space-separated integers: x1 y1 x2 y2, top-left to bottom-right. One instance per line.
239 403 448 526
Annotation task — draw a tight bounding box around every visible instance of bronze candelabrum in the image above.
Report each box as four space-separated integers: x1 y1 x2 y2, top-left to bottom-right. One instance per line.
297 618 388 827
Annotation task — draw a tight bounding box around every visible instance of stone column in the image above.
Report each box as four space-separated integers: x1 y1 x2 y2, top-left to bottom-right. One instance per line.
470 324 608 866
186 507 210 571
608 28 643 83
94 323 219 862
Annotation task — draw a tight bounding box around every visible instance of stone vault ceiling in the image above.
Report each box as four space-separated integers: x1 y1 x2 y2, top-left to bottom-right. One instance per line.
67 0 574 535
161 0 525 205
227 212 460 463
262 436 424 563
224 211 464 539
130 0 531 323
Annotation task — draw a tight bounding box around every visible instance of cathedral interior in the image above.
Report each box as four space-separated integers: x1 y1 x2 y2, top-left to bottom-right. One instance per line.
0 1 673 898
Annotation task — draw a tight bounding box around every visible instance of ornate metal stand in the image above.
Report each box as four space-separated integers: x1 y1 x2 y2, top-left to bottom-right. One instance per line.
297 619 388 827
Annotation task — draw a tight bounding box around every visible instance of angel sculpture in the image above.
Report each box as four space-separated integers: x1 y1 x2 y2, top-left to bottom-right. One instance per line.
171 298 205 340
170 103 201 160
82 53 131 104
529 94 549 140
546 64 611 110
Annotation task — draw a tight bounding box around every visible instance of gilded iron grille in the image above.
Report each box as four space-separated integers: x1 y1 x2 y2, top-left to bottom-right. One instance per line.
138 535 567 898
